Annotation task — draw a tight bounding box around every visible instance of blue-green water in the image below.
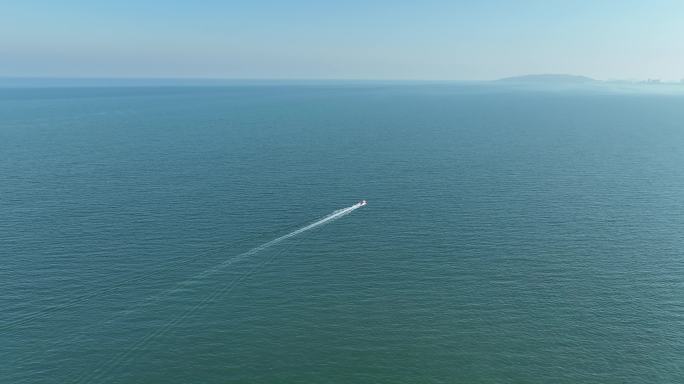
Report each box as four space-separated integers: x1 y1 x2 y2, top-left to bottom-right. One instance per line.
2 83 684 383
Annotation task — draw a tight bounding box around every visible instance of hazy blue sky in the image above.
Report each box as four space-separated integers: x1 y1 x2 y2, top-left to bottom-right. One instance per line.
1 0 682 80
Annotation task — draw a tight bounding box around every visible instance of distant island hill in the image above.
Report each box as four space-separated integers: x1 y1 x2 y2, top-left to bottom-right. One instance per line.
497 74 683 85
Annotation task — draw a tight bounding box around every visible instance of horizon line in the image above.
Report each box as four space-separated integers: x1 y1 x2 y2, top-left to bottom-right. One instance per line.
2 75 683 86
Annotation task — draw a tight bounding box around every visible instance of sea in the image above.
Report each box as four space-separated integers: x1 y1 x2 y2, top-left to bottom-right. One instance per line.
2 80 684 383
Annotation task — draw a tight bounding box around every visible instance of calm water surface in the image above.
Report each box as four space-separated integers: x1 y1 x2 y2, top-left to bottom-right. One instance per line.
1 83 684 383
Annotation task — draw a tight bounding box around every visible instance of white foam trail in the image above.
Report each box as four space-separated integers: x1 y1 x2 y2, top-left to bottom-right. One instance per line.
183 202 365 282
102 202 364 317
219 202 363 265
239 203 362 254
71 202 365 384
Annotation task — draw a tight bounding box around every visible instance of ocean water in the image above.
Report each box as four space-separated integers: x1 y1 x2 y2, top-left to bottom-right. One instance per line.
1 82 684 383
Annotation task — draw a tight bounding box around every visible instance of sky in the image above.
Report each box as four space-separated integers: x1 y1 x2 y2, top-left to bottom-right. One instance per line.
1 0 683 81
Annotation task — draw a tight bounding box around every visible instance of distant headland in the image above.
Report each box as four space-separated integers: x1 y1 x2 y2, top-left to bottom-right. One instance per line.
495 74 684 86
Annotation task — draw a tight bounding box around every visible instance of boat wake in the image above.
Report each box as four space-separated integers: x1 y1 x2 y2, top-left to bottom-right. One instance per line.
71 200 367 383
216 200 366 268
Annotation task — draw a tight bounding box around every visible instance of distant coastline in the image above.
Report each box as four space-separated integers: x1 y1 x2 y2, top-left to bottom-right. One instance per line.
0 75 682 89
497 73 684 86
